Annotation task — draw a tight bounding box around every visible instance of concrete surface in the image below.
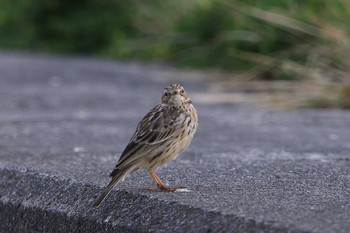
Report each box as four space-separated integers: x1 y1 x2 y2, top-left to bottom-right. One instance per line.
0 52 350 233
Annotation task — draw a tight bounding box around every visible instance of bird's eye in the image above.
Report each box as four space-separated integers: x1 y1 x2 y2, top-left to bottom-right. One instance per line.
164 93 168 97
180 89 184 94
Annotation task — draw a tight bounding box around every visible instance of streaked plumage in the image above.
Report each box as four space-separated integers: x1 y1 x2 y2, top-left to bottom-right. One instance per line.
93 83 198 207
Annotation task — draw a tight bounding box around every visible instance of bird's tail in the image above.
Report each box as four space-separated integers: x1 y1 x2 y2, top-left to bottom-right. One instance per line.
92 168 129 207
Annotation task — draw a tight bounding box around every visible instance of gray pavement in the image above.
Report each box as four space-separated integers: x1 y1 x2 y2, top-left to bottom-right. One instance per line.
0 52 350 233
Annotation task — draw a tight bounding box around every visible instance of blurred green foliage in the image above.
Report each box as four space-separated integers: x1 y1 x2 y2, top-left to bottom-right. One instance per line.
0 0 137 53
0 0 349 82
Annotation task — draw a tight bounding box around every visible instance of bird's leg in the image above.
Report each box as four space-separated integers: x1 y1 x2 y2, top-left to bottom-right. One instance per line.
149 171 180 192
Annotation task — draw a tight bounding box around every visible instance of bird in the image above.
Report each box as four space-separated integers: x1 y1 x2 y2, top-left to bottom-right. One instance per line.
93 83 198 207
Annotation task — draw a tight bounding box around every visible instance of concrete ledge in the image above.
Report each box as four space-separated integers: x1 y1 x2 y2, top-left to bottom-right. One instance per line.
1 166 298 233
0 167 131 233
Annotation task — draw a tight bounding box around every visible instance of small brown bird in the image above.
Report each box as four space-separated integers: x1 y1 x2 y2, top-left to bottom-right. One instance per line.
93 83 198 207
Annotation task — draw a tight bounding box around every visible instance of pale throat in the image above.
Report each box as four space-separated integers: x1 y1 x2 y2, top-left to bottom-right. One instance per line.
167 95 187 106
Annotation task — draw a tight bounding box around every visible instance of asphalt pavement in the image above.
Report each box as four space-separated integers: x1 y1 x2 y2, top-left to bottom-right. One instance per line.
1 52 350 233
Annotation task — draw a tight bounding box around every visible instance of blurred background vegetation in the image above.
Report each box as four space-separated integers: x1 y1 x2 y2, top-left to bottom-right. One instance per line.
0 0 349 109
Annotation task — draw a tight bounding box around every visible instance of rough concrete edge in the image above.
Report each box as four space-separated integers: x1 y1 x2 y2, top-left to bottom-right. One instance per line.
0 165 308 233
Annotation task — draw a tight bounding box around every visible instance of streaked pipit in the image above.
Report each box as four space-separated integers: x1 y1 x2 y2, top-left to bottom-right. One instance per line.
93 83 198 207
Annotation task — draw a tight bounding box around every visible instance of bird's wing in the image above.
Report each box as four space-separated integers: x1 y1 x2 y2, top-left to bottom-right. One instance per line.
111 104 184 174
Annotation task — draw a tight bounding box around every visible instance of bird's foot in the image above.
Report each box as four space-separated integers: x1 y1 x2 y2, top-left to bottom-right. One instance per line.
147 186 190 192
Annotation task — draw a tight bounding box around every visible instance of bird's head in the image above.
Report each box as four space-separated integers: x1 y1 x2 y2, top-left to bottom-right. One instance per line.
161 83 191 106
